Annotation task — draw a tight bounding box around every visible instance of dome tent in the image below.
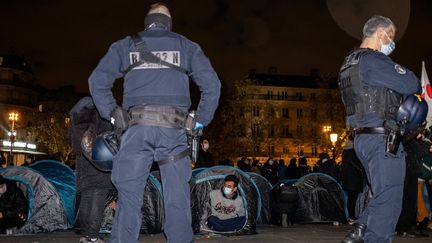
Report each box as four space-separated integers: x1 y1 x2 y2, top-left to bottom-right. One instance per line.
247 172 272 224
29 160 76 225
140 173 164 234
100 173 164 234
294 173 347 224
0 166 69 233
190 166 258 235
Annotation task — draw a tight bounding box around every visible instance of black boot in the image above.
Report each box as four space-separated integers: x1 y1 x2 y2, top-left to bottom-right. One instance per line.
342 224 366 243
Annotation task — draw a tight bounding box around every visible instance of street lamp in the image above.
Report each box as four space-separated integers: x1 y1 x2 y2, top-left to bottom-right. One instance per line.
322 125 332 133
8 112 18 165
330 133 338 159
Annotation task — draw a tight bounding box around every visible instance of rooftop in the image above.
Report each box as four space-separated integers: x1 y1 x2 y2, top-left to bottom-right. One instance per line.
0 53 33 74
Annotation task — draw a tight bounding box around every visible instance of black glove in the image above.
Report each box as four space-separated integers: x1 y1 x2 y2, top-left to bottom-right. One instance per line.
110 106 129 134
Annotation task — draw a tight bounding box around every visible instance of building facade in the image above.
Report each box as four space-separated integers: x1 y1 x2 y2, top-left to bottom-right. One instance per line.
0 52 83 165
215 70 345 163
0 53 43 165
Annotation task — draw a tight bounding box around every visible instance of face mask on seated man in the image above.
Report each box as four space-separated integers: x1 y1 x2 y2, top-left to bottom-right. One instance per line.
205 175 247 232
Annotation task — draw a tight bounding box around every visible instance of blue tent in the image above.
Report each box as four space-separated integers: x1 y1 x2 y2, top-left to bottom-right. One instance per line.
0 166 69 233
190 166 259 235
30 160 76 225
247 172 272 224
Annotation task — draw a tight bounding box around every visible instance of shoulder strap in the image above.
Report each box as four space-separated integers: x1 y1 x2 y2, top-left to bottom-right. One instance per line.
125 34 190 76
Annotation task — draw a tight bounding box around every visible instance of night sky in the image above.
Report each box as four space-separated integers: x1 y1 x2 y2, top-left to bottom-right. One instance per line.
1 0 431 93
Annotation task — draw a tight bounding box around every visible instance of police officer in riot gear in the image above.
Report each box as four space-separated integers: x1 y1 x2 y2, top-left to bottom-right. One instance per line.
88 3 221 243
338 15 421 243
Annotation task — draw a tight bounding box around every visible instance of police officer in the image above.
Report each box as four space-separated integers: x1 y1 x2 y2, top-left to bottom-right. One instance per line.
338 15 421 243
88 3 221 243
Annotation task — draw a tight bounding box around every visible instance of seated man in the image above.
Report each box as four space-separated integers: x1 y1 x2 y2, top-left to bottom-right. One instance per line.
0 175 28 234
206 175 246 232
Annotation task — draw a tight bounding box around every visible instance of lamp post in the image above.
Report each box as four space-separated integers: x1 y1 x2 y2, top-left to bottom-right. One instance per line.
8 112 18 165
330 133 338 159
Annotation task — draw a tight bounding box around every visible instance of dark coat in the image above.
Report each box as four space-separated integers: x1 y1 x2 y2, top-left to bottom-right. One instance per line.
69 97 115 192
340 149 364 192
196 149 214 168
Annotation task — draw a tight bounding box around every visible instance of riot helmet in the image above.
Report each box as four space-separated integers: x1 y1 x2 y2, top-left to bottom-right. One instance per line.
396 94 428 141
82 130 119 172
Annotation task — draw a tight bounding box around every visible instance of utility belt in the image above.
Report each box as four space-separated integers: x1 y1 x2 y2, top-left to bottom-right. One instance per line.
353 127 387 135
354 122 401 155
129 105 187 129
126 104 197 166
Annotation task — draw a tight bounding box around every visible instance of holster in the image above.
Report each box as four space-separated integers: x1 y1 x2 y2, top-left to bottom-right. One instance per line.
111 106 129 135
385 130 401 155
184 110 202 162
384 120 401 155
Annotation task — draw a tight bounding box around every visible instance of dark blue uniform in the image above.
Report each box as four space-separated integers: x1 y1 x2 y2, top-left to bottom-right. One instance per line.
341 49 421 243
89 25 221 243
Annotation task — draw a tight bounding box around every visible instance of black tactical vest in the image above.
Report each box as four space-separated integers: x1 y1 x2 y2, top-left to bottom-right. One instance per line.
338 48 402 123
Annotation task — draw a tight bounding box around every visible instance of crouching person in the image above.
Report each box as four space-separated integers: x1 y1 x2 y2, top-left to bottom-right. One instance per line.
207 175 246 232
270 183 299 227
0 175 28 234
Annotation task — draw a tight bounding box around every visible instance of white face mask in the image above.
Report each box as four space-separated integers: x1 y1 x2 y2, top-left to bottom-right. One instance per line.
223 186 233 195
269 160 274 165
379 31 396 56
203 143 210 151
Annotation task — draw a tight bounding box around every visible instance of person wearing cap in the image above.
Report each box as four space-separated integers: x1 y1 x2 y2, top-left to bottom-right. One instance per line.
0 175 28 234
338 15 421 243
88 2 221 243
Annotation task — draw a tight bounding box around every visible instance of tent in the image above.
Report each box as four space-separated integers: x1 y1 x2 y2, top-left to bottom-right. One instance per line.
141 173 164 234
100 173 164 234
190 166 258 235
0 166 69 233
247 172 272 224
29 160 76 225
294 173 347 224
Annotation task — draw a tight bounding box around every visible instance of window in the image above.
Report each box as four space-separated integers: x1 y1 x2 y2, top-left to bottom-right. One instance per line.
268 107 276 116
239 107 245 117
282 126 291 138
254 145 260 154
268 125 275 138
253 106 260 117
310 109 317 119
282 108 289 118
12 73 19 81
268 144 275 156
297 125 303 135
252 124 261 137
310 93 316 100
311 127 317 138
267 90 273 100
296 108 303 118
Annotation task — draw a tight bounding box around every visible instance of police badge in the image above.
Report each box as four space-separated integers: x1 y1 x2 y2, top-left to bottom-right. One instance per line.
394 64 407 75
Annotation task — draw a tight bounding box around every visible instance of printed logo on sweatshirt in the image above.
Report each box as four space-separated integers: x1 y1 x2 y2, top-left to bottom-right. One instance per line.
129 51 180 69
214 202 236 215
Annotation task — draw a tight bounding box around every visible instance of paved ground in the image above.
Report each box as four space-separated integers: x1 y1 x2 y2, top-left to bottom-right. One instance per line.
0 224 430 243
